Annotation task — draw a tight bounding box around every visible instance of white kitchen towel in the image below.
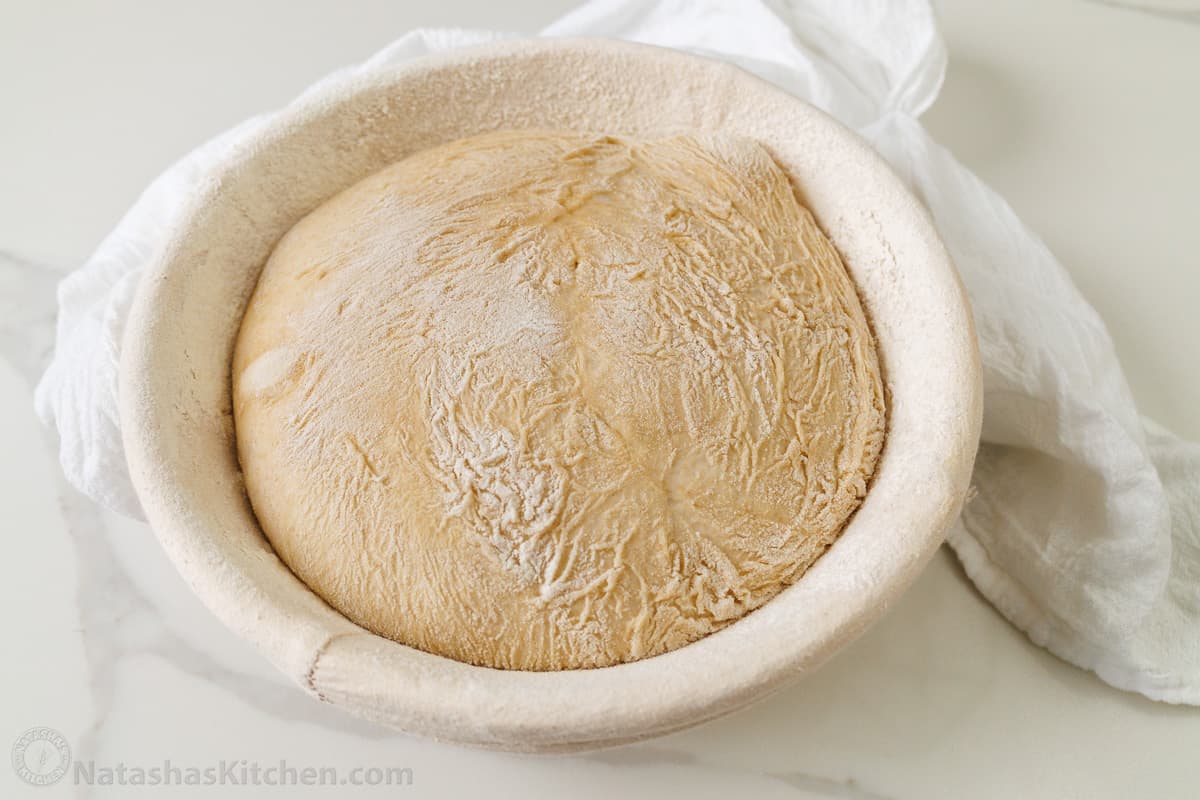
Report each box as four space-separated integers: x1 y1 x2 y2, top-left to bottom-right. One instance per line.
29 0 1200 704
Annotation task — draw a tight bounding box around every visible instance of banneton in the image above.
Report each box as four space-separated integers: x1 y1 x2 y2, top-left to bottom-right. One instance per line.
119 38 980 751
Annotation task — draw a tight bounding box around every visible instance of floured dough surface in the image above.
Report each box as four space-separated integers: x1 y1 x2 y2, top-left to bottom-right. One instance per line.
233 129 885 671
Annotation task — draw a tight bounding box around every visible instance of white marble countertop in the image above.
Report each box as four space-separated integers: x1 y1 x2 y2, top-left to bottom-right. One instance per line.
2 1 1197 797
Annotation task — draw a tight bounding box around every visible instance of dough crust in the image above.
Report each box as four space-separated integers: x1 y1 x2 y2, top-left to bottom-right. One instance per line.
233 130 885 670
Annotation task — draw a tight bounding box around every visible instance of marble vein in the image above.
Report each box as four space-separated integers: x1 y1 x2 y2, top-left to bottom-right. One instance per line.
1085 0 1200 23
587 745 895 799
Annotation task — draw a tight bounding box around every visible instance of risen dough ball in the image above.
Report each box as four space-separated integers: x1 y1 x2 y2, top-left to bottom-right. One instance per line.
233 130 885 670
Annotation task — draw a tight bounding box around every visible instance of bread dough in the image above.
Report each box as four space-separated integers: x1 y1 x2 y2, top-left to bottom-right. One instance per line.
233 130 885 671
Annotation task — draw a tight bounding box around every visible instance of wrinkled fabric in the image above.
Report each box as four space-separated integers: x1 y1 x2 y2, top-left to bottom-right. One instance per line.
29 0 1200 703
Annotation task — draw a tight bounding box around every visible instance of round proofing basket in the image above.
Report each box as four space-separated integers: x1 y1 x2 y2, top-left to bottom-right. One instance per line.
120 38 982 752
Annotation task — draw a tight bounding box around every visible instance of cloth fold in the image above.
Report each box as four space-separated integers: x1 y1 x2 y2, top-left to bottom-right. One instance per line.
28 0 1200 703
